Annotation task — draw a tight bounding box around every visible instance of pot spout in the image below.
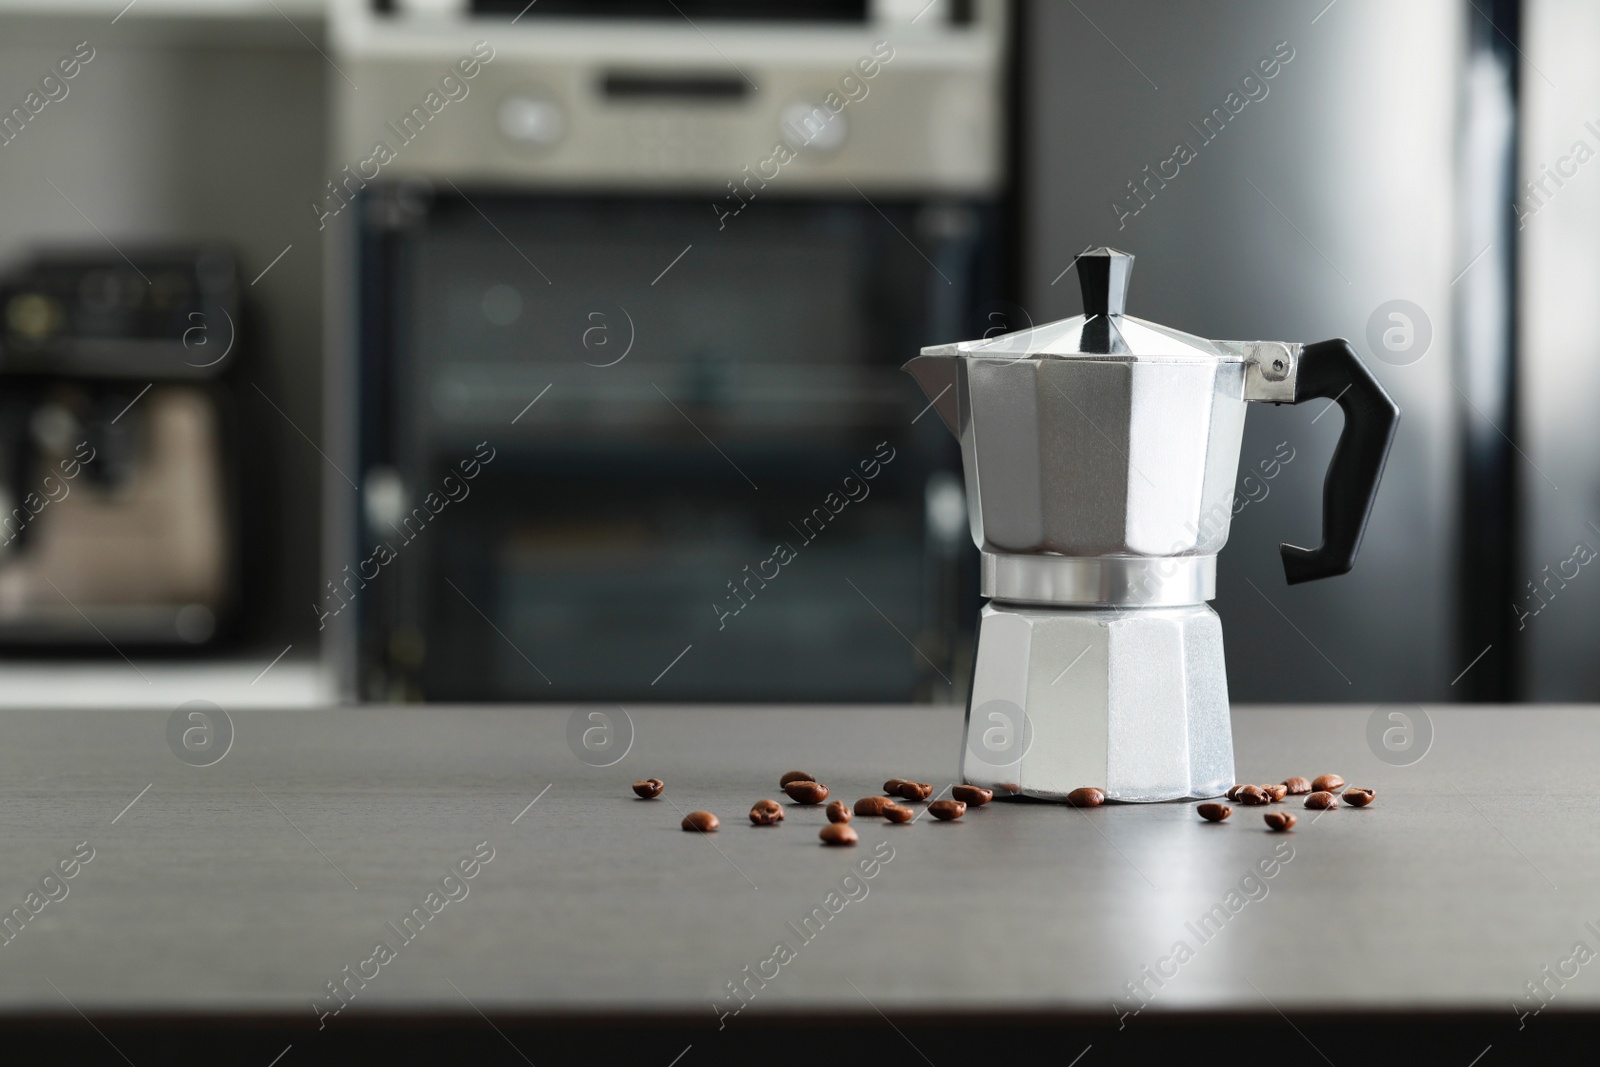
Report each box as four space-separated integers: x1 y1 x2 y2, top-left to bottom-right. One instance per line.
901 354 960 439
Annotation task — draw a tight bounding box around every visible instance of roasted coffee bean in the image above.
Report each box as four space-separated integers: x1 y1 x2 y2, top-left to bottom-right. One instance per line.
779 770 815 788
1197 802 1231 822
1260 784 1288 802
1343 787 1376 808
682 810 719 832
1235 785 1270 805
1225 785 1246 801
928 799 966 821
1281 776 1312 795
749 799 784 825
826 801 852 823
632 778 664 799
1312 773 1345 793
1264 811 1297 831
951 785 994 806
896 781 934 801
883 803 915 823
1305 790 1339 810
783 780 830 804
1066 787 1105 807
883 778 911 794
820 822 859 846
854 796 892 817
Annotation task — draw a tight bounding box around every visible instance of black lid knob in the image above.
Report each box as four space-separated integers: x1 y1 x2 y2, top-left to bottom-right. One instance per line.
1077 247 1134 317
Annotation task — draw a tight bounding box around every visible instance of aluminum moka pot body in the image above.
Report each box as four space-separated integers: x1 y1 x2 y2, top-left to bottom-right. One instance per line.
904 248 1400 802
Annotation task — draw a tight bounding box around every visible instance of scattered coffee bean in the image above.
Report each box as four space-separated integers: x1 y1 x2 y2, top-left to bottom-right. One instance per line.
779 770 815 788
632 778 664 799
928 799 966 821
1260 784 1288 802
820 822 859 846
883 803 914 823
1264 811 1297 831
1312 773 1345 793
854 796 892 817
783 780 830 804
1225 785 1246 801
1281 776 1312 795
895 781 934 801
1197 802 1231 822
749 799 784 825
884 778 911 794
951 785 994 806
826 801 852 823
682 810 719 832
1305 791 1339 810
1343 787 1375 808
1235 785 1270 805
1066 787 1105 807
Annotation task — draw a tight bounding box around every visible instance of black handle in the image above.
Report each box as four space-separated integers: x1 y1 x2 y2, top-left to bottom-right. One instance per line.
1278 338 1400 585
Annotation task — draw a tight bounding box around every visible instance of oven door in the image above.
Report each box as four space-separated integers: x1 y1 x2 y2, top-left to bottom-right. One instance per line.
348 187 989 701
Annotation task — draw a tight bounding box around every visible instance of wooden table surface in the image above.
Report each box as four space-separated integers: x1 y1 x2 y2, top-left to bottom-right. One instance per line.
3 703 1597 1062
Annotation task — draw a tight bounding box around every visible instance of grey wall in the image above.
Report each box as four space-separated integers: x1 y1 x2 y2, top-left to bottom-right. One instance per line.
0 17 326 650
1022 0 1465 701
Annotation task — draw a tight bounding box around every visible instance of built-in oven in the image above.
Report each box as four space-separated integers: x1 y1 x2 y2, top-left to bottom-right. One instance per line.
325 0 1009 702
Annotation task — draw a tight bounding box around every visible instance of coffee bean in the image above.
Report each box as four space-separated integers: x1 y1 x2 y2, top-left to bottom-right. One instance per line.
1066 787 1105 807
883 803 914 823
820 822 859 846
883 778 910 794
1343 787 1376 807
928 799 966 821
1225 785 1246 801
1264 811 1297 831
854 796 892 817
1235 785 1270 805
1281 776 1312 795
1260 784 1288 802
826 801 852 823
632 778 664 799
896 781 933 801
1312 773 1345 793
1305 791 1339 810
749 799 784 825
783 780 830 804
682 810 719 832
951 785 993 806
1197 802 1231 822
779 770 815 788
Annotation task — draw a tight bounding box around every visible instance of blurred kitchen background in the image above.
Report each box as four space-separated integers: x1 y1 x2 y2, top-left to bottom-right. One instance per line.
0 0 1591 706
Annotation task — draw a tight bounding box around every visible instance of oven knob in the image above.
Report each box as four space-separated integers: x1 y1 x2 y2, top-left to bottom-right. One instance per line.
779 100 847 154
498 91 567 148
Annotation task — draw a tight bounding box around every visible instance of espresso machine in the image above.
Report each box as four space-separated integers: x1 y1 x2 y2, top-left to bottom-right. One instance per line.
0 247 242 648
904 248 1399 802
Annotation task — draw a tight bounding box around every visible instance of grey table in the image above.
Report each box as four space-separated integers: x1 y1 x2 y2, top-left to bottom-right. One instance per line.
2 704 1595 1063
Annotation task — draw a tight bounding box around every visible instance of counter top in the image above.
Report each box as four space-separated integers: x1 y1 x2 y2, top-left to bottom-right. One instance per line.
3 703 1596 1061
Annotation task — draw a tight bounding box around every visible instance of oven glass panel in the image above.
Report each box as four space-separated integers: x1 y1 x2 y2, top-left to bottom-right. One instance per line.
358 191 988 701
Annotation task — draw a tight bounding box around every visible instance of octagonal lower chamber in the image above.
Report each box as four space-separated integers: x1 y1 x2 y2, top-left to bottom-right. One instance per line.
961 601 1234 802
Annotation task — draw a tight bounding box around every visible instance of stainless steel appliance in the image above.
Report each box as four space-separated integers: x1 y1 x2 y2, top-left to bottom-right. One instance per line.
0 248 242 647
905 248 1399 800
325 0 1009 701
1018 1 1467 704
